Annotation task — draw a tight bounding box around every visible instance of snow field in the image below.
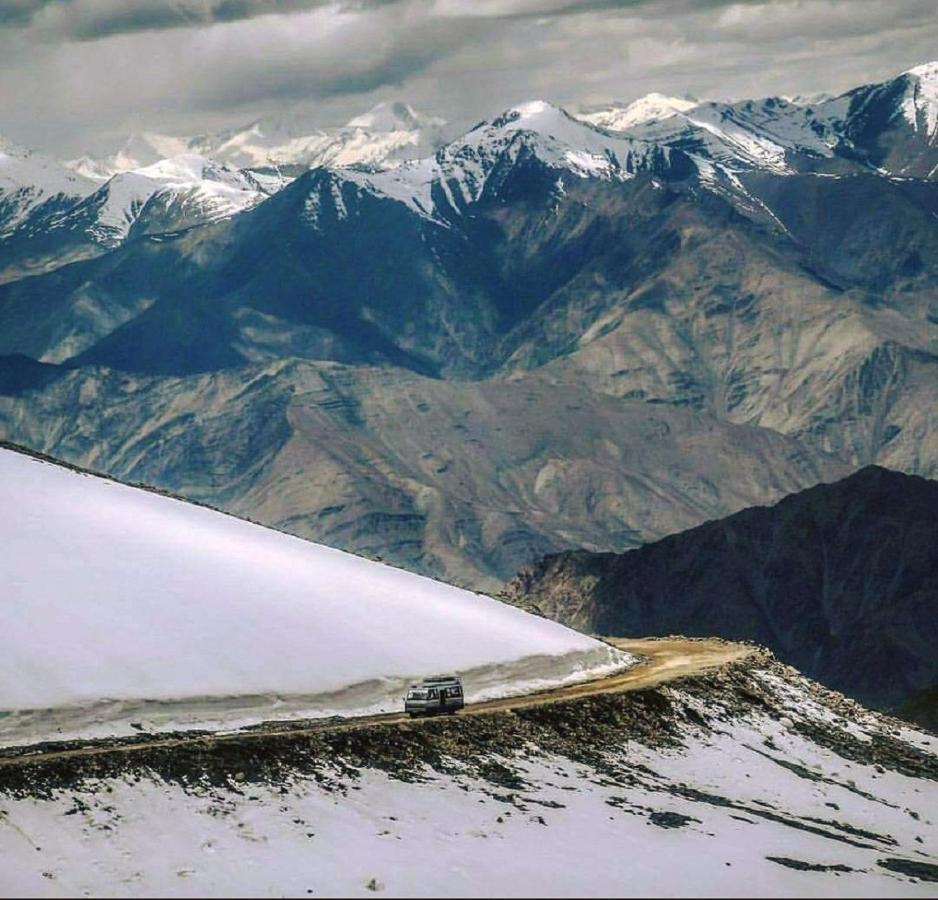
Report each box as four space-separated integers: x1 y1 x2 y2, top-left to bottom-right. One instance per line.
0 447 632 743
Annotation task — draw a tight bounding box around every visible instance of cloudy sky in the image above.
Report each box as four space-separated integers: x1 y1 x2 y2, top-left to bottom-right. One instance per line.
1 0 936 155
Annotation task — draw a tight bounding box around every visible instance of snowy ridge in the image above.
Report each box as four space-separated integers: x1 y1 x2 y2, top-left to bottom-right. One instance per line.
49 154 277 247
623 96 847 176
0 138 95 236
0 447 632 743
579 92 698 130
577 61 938 182
304 101 672 226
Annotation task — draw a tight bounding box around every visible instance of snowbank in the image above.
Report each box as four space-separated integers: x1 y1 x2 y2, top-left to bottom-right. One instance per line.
0 447 631 742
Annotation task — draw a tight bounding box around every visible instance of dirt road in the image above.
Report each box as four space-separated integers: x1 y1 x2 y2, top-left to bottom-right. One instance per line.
0 637 756 770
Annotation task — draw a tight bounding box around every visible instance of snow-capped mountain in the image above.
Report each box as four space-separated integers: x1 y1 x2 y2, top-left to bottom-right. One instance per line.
577 61 938 181
66 131 195 181
302 100 685 228
206 100 447 170
0 137 95 239
0 151 283 278
579 92 698 130
294 63 938 233
61 154 277 247
67 101 448 179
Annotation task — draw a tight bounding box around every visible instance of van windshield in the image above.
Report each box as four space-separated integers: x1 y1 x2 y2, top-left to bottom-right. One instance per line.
407 689 429 699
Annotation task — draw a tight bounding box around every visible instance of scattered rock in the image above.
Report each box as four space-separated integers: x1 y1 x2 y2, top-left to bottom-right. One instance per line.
877 858 938 882
767 857 854 873
648 810 700 829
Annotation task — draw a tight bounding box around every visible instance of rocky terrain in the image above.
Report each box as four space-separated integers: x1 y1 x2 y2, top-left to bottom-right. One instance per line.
504 467 938 724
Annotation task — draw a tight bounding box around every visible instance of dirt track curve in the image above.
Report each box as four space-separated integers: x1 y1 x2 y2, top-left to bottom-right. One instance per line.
0 637 756 770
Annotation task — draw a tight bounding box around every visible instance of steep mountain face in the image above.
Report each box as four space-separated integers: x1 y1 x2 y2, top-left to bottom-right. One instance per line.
0 64 936 588
0 363 845 590
504 466 938 716
521 172 938 475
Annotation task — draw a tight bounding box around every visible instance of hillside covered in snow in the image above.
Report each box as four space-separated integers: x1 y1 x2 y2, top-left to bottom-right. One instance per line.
0 444 629 745
1 638 936 897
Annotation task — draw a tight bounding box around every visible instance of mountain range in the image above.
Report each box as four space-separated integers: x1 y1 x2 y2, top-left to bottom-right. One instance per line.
0 62 936 589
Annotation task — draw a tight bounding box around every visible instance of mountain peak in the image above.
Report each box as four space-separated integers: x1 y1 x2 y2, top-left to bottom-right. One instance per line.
578 94 698 132
903 60 938 82
344 101 443 133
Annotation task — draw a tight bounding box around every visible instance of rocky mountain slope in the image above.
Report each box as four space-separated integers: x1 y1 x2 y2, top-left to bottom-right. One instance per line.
504 467 938 719
0 63 936 587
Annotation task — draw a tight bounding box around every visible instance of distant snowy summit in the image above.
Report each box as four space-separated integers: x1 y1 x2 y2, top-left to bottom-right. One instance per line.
67 101 449 178
574 61 938 178
578 93 698 130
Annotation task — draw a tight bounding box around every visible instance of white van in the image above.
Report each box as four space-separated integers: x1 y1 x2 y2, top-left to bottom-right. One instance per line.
404 675 465 717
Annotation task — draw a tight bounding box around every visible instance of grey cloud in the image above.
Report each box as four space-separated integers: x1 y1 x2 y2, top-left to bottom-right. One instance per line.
13 0 405 40
0 0 60 25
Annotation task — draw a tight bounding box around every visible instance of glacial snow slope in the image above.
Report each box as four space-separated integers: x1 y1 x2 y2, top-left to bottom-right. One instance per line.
1 647 935 897
0 445 628 743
